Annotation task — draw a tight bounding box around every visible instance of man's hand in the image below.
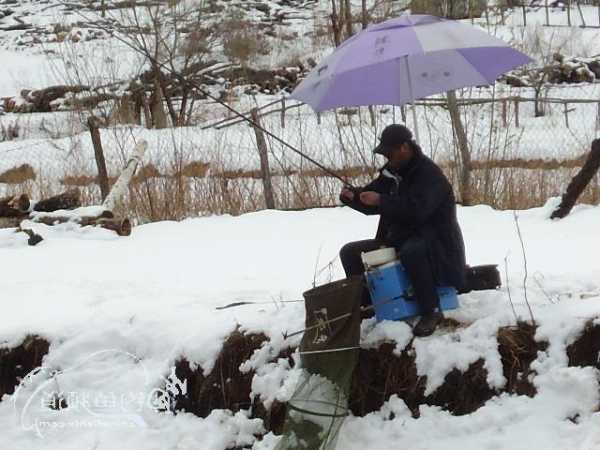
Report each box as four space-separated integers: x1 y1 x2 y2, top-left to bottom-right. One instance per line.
340 187 355 202
359 191 381 206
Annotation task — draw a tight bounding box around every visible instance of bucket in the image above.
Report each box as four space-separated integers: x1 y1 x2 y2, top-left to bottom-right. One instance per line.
365 260 459 321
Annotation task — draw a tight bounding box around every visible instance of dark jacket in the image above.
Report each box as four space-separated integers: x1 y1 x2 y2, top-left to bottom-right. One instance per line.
342 146 466 289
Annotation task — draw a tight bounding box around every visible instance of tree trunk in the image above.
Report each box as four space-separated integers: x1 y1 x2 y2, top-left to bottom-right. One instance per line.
151 76 168 129
344 0 353 39
331 0 341 46
446 90 473 205
103 140 148 211
551 139 600 219
361 0 368 29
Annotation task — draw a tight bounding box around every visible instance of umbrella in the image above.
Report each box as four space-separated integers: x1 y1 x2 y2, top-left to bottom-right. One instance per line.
291 14 532 140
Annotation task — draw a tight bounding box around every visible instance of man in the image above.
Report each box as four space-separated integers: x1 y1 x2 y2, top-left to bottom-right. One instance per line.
339 124 466 337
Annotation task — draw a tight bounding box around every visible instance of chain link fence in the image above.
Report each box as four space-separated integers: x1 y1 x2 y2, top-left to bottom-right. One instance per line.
1 84 599 218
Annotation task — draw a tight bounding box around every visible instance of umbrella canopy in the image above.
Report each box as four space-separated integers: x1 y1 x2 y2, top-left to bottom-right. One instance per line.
291 15 532 112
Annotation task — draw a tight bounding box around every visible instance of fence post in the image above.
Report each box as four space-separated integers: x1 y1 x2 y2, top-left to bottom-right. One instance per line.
502 99 507 127
522 5 527 26
250 108 276 209
280 97 286 129
564 102 570 129
545 0 550 26
368 105 376 127
514 99 520 128
87 116 110 201
577 2 586 27
567 0 572 26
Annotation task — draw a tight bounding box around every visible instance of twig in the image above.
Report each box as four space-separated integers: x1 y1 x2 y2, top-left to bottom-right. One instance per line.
312 244 323 288
513 211 535 325
504 254 519 323
533 272 557 305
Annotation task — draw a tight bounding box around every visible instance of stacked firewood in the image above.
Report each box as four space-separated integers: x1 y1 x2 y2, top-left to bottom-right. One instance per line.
505 53 600 87
0 190 132 246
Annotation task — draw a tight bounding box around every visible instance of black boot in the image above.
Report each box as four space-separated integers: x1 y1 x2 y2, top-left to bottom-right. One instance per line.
413 311 443 337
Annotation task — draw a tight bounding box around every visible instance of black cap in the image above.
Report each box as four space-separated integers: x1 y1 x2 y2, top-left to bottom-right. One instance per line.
373 124 413 155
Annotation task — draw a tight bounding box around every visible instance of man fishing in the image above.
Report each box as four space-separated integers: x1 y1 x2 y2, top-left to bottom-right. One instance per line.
339 124 466 337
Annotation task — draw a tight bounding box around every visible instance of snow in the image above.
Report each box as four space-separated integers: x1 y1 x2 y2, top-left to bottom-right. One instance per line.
1 201 600 449
2 2 600 449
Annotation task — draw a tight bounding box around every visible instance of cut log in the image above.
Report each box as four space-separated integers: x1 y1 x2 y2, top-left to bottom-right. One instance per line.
551 139 600 220
32 215 131 237
0 194 30 218
33 189 81 212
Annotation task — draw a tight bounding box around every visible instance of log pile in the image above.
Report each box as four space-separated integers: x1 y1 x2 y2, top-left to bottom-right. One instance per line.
0 190 132 246
1 61 312 115
505 53 600 87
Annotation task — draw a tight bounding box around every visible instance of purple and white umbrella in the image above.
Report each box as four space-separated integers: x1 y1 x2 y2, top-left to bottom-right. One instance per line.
291 15 532 113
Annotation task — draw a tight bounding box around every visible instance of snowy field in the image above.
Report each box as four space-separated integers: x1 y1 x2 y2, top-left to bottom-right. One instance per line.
1 200 600 449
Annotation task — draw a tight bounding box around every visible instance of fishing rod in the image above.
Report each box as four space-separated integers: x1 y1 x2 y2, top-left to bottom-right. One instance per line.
57 2 356 189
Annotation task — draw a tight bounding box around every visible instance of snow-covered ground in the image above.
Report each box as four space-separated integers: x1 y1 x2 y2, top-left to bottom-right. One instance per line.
2 200 600 449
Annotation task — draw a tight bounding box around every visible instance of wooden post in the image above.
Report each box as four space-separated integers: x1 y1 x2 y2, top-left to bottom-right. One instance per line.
317 112 322 125
280 98 286 129
447 90 472 206
545 0 550 26
522 5 527 27
368 105 376 127
577 1 586 27
87 116 110 201
250 108 275 209
567 0 572 26
564 102 570 128
514 99 520 128
502 99 508 127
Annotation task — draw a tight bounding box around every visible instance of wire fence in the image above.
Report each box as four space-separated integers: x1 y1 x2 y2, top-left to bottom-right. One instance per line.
1 84 600 217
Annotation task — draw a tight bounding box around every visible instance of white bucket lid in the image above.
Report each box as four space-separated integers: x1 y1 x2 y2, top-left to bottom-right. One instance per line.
361 247 397 268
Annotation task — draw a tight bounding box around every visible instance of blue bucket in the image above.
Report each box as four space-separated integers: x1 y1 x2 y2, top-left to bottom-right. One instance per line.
365 261 459 322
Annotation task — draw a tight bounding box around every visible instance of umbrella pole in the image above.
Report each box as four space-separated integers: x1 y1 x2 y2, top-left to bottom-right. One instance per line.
403 55 420 144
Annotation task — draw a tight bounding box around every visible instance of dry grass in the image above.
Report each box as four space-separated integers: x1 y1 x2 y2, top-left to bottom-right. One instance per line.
0 164 36 184
5 157 600 221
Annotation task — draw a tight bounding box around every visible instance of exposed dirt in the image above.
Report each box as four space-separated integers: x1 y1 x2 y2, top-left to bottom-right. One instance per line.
0 335 50 399
168 321 562 436
567 322 600 369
